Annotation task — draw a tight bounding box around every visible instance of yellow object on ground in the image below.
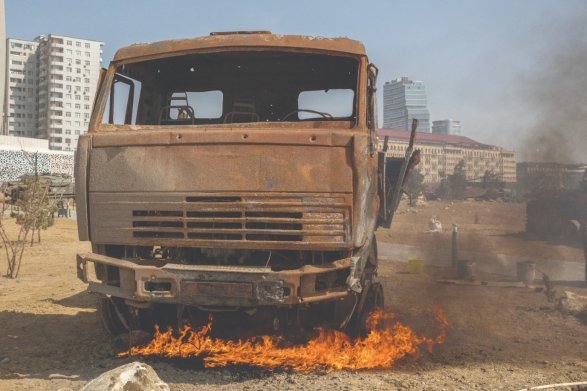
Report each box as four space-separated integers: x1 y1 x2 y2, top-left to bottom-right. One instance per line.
407 257 424 274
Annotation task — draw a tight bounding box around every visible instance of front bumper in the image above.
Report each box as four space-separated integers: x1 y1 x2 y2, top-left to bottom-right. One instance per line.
76 252 351 308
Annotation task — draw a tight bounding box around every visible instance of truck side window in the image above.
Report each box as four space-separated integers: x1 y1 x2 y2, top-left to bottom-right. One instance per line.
102 73 142 125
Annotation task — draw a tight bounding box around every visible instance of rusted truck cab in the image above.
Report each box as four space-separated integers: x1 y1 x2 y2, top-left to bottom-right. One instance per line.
76 32 413 334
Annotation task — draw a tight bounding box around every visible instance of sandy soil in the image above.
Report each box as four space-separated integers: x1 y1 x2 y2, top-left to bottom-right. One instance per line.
1 200 587 390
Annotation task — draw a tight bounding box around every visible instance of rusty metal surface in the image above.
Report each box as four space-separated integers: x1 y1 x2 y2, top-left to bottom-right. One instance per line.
113 34 366 63
89 192 352 250
77 252 352 307
76 33 387 315
75 135 91 241
88 143 353 193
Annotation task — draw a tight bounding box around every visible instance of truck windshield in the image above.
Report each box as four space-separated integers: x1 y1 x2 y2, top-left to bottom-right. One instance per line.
101 51 358 126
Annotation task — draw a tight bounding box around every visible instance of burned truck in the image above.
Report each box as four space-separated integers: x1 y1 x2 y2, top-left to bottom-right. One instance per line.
75 32 418 334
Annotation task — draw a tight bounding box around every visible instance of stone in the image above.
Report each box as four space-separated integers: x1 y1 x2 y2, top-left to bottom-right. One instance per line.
80 362 169 391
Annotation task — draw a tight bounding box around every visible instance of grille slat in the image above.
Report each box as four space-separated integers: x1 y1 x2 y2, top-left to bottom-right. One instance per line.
131 195 349 244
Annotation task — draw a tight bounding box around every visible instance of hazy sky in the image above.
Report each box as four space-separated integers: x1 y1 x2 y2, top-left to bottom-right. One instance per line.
5 1 587 159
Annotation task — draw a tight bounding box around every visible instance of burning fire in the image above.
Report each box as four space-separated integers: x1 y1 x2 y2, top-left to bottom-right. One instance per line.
118 307 448 372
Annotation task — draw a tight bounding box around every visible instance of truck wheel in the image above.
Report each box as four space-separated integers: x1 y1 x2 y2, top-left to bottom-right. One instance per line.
97 296 130 336
358 282 384 334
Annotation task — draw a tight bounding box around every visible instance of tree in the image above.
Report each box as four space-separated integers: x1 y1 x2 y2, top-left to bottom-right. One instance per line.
404 170 425 206
15 176 56 245
439 160 467 200
0 176 55 278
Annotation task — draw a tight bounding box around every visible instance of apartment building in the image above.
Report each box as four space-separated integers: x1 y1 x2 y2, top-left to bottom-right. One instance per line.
4 34 103 151
5 38 38 137
378 129 516 184
36 34 103 151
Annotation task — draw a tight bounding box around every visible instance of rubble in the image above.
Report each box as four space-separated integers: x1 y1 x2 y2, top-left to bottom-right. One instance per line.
428 216 443 232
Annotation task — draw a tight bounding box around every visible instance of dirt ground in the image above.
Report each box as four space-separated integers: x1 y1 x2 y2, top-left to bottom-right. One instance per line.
1 200 587 390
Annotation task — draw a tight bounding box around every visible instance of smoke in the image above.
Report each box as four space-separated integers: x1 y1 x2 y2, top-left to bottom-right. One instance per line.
518 5 587 163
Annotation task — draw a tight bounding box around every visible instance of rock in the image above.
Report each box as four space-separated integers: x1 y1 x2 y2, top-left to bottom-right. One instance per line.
1 357 9 364
80 362 170 391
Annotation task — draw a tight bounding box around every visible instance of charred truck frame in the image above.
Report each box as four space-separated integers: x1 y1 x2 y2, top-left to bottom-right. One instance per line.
76 32 419 334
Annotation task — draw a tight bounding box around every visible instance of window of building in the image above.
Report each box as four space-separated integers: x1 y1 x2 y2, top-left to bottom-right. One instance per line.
85 42 91 48
76 41 81 47
75 95 81 100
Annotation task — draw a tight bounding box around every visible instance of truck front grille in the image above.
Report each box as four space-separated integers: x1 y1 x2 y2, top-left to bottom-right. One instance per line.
121 195 350 247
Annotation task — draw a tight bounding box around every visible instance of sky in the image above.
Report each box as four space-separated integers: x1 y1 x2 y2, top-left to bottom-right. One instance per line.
5 0 587 161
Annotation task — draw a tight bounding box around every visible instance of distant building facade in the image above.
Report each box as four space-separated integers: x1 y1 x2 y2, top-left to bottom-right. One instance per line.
0 0 6 136
5 38 39 138
378 129 516 184
0 135 74 182
383 77 430 133
432 119 461 135
4 34 103 151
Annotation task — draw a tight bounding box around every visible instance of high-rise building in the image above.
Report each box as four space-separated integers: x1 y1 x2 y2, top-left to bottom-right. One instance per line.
383 76 430 133
36 34 103 151
4 33 103 150
5 38 39 138
432 119 461 135
0 0 6 135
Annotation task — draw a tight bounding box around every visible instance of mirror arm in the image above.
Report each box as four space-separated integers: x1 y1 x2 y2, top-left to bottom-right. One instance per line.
381 118 418 228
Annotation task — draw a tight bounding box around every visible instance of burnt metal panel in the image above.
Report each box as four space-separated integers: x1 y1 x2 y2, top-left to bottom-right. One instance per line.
113 34 366 63
89 192 352 250
75 135 91 241
88 143 352 193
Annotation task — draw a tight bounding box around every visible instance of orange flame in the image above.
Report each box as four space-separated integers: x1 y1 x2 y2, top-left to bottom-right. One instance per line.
118 307 448 372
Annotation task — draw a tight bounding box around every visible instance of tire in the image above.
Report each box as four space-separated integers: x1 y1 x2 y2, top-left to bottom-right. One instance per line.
347 237 384 336
357 282 384 335
96 296 129 336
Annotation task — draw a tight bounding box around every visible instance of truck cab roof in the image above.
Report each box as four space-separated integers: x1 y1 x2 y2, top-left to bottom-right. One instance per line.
113 33 367 63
